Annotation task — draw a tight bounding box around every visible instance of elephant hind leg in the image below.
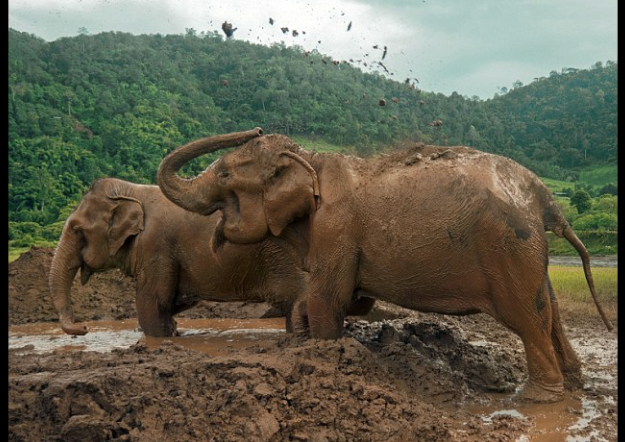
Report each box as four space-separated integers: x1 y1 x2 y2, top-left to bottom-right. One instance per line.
492 281 564 403
548 278 583 390
290 295 375 335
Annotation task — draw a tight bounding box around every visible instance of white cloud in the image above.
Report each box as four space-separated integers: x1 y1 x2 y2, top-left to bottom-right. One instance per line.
8 0 618 99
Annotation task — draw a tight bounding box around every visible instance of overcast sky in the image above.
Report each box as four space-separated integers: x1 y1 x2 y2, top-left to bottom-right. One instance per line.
9 0 618 99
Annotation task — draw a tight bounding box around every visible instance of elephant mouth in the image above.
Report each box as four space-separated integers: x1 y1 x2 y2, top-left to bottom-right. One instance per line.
80 263 94 285
203 201 225 217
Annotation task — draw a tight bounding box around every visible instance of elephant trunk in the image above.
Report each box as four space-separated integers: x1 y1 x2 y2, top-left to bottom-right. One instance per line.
157 128 263 214
48 224 88 335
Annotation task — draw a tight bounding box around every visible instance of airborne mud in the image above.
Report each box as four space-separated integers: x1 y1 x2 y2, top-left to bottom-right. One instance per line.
8 248 618 441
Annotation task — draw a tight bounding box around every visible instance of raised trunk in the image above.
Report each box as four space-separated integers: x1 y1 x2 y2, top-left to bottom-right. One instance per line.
48 226 88 335
157 128 263 214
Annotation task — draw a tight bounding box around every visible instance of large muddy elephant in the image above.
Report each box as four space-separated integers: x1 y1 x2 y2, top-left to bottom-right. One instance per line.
50 177 369 337
157 128 612 402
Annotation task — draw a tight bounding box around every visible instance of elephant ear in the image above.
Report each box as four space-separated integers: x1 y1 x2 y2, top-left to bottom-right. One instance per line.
107 196 145 257
263 151 319 237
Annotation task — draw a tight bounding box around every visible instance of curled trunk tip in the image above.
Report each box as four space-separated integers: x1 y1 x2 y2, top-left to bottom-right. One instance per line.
157 127 264 214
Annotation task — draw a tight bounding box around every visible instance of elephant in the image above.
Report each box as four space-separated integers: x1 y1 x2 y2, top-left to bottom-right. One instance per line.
49 177 375 337
156 128 612 403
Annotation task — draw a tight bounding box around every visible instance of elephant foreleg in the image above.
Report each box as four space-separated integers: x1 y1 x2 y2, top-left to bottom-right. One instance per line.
306 248 360 339
136 273 178 337
290 295 375 335
307 295 345 339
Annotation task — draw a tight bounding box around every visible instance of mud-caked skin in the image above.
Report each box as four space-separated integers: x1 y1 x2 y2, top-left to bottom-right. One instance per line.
157 129 612 403
49 178 365 337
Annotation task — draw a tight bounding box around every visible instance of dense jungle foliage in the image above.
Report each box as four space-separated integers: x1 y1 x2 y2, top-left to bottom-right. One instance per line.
8 28 617 251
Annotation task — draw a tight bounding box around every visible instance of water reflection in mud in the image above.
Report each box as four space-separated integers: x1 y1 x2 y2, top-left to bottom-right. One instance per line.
467 392 611 442
8 318 286 355
146 318 286 355
549 255 617 268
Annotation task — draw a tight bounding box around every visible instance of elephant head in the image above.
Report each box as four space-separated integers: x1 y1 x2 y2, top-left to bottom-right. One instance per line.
49 178 144 335
157 128 319 248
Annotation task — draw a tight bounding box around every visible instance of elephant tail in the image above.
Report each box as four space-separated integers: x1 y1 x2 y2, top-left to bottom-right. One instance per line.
555 224 613 331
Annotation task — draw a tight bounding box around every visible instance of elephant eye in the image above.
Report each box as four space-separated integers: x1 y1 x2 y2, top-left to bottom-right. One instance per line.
272 166 285 179
218 171 230 179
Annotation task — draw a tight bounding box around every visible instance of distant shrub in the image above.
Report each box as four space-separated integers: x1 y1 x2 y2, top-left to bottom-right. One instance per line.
41 222 65 241
599 182 618 196
8 221 42 240
570 189 592 213
592 195 618 214
10 234 37 248
572 213 618 232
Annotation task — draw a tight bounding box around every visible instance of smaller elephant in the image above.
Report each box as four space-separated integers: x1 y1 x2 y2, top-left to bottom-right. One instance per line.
49 178 375 337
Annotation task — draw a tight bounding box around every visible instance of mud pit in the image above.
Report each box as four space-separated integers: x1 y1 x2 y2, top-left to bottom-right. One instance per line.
9 248 618 442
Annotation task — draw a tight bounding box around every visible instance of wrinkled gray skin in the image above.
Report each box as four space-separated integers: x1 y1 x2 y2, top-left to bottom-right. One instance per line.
49 177 375 337
157 128 612 403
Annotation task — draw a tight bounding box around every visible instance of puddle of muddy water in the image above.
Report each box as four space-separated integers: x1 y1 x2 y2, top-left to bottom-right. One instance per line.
548 256 617 268
466 392 610 442
8 318 286 355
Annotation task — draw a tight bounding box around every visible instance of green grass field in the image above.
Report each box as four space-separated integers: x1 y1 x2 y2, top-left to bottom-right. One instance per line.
549 266 617 301
539 164 617 193
579 164 618 187
292 137 357 155
540 177 573 193
549 265 617 319
9 247 31 263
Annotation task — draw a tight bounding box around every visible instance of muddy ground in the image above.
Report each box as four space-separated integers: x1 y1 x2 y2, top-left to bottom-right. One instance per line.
8 247 618 442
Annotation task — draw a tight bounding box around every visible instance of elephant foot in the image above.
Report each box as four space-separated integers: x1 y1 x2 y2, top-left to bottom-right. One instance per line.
513 380 564 403
138 318 178 337
134 335 148 347
61 321 88 336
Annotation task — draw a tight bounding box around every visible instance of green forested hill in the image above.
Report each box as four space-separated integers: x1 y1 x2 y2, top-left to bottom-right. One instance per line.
8 28 617 228
482 63 617 176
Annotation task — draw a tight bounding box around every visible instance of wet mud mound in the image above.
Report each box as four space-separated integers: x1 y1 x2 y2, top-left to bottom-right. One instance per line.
9 247 136 325
347 318 526 395
8 247 618 441
9 319 531 442
8 247 285 326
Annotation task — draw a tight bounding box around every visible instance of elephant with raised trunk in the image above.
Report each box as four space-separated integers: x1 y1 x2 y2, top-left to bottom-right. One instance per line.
50 177 373 337
157 128 612 403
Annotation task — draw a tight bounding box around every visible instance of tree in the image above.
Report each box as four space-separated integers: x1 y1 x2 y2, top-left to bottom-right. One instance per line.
570 189 592 214
599 183 618 196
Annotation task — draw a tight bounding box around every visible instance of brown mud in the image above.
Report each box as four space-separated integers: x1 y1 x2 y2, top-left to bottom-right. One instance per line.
8 247 618 441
